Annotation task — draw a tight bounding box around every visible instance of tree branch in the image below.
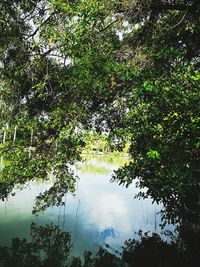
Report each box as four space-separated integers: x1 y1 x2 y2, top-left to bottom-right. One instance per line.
28 12 56 38
150 2 198 14
98 17 122 33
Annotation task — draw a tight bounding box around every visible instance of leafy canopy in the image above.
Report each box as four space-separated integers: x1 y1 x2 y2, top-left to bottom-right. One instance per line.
0 0 200 223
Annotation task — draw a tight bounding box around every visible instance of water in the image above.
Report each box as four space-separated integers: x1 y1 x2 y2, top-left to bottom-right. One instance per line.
0 155 173 257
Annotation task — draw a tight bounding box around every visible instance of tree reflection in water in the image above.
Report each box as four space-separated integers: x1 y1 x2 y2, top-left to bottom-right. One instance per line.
0 223 199 267
0 223 71 267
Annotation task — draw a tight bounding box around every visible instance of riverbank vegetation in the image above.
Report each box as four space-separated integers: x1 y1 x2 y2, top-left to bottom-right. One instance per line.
82 131 130 156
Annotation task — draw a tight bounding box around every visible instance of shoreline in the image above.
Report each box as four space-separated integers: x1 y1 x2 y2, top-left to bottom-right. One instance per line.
81 151 130 158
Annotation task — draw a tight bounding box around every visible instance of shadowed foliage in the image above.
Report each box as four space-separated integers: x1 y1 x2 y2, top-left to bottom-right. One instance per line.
0 223 199 267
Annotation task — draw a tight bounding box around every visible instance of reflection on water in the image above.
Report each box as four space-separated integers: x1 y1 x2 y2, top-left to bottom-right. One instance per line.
1 222 199 267
0 156 173 257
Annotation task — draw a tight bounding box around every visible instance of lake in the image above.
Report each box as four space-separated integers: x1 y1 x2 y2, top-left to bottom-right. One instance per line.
0 155 173 258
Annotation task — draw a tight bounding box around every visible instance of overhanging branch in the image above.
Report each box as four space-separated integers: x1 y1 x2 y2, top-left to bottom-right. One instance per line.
150 2 198 14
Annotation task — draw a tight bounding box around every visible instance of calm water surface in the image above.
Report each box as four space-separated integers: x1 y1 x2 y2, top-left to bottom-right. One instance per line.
0 155 173 257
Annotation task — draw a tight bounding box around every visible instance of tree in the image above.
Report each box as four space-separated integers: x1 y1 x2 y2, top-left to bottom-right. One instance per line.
0 0 120 212
0 0 199 224
111 0 200 224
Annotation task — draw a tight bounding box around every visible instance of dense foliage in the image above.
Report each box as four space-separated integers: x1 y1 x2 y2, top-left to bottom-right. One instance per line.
0 0 200 224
